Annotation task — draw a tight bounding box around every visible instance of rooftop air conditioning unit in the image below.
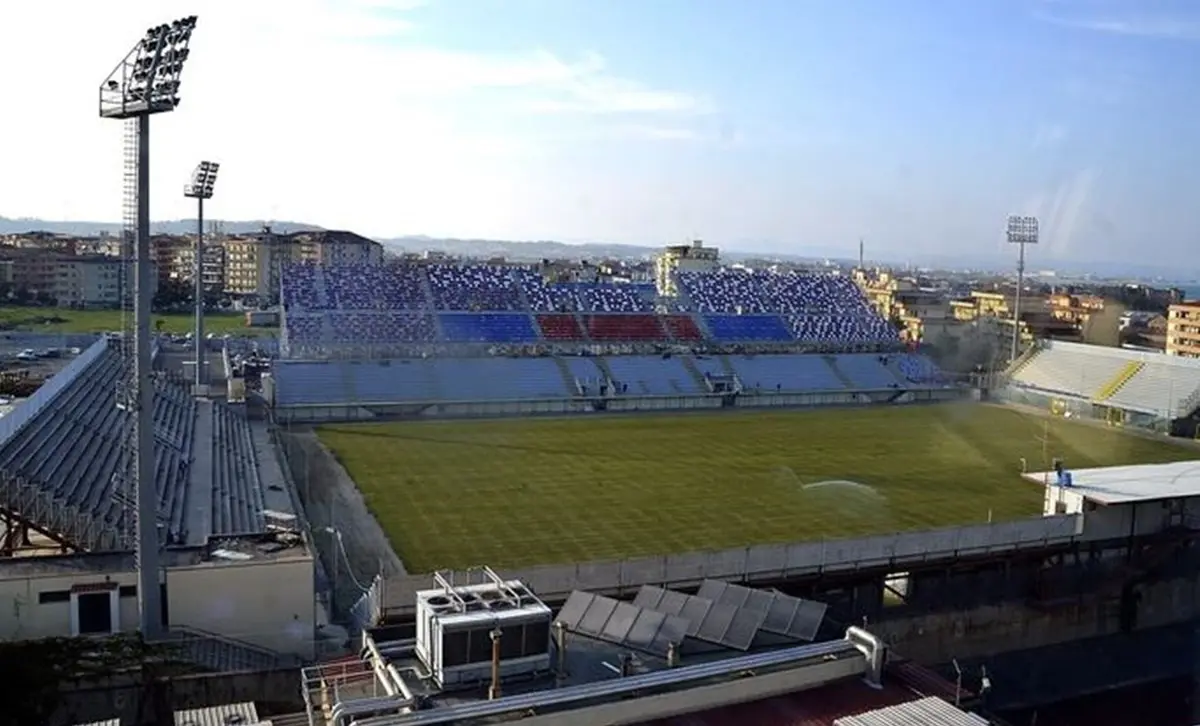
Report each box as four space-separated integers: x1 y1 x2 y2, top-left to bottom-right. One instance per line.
415 567 552 689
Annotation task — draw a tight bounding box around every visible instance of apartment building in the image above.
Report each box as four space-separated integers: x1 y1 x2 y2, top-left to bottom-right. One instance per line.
221 229 384 302
1 249 156 307
173 243 226 294
1165 302 1200 358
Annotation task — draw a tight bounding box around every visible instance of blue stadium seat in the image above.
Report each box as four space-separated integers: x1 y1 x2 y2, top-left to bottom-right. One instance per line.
831 355 896 388
730 354 845 392
439 313 539 343
436 358 570 400
704 315 792 342
602 356 703 395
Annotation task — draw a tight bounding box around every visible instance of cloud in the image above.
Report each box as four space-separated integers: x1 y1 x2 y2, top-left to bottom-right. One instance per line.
1018 169 1099 257
0 0 709 237
1032 123 1067 149
1037 12 1200 40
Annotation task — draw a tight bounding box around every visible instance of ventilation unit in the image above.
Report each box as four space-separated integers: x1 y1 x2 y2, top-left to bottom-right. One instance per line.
415 567 552 689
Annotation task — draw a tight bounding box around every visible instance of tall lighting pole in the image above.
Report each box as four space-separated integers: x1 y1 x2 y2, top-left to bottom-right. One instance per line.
100 15 199 641
184 161 219 388
1006 215 1039 362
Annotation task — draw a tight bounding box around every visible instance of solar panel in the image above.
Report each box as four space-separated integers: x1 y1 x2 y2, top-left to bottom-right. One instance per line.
696 580 827 642
634 585 763 650
554 591 688 658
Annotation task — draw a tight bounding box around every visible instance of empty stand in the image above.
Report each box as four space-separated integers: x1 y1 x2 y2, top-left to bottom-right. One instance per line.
583 314 666 342
604 356 703 395
0 339 228 548
535 314 585 341
427 264 523 311
830 355 896 389
434 358 570 400
730 354 844 392
704 315 792 343
1012 343 1134 398
1107 358 1200 417
663 315 703 342
439 313 539 343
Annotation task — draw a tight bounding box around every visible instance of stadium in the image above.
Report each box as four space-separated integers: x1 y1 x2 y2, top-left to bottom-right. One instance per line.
265 259 1200 590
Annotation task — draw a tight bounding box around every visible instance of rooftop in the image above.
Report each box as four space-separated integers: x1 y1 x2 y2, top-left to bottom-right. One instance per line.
1024 459 1200 505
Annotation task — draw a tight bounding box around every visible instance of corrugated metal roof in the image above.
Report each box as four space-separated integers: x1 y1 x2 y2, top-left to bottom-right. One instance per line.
174 701 260 726
833 696 988 726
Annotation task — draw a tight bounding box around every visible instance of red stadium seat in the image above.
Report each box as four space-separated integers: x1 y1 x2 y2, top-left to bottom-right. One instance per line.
536 314 585 341
664 315 703 341
583 314 666 342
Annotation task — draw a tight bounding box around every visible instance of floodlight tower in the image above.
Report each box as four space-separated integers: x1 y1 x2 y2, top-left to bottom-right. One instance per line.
184 161 219 388
1005 215 1039 362
99 15 198 641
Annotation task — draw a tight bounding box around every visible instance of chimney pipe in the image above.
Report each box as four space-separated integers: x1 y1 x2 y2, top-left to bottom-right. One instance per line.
666 642 679 668
555 622 567 680
488 627 502 700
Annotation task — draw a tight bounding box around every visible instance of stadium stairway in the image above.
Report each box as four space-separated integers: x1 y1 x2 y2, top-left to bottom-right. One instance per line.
592 357 618 387
552 357 581 394
712 355 734 377
314 265 331 309
882 358 911 387
1094 361 1144 402
1005 346 1040 378
823 355 858 388
679 356 711 391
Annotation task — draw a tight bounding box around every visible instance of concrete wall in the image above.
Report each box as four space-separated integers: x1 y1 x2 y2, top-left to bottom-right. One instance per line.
872 573 1200 666
380 514 1082 614
167 557 316 659
0 556 316 658
0 569 139 640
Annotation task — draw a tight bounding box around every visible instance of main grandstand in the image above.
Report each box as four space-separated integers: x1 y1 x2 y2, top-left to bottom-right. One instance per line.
270 262 951 419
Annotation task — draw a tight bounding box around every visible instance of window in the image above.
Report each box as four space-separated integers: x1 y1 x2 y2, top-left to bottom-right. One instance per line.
38 590 70 604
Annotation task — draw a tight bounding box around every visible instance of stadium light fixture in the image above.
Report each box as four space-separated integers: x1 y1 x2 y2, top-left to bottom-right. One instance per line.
185 161 219 388
99 17 198 119
99 14 199 644
1005 215 1039 363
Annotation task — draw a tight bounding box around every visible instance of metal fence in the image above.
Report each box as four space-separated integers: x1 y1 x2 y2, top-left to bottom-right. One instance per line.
349 574 385 634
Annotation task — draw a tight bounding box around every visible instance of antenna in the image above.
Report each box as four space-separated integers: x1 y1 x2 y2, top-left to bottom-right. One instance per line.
100 14 200 642
859 238 864 270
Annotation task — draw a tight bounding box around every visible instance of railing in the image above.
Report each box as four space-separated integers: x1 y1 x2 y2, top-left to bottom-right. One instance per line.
349 574 385 635
0 471 126 551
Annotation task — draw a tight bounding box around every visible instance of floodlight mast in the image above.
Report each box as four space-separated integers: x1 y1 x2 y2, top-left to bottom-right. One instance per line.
1005 215 1039 362
184 161 219 388
99 15 198 643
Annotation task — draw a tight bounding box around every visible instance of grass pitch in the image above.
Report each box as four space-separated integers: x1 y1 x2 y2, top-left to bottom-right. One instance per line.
0 307 267 335
317 404 1197 573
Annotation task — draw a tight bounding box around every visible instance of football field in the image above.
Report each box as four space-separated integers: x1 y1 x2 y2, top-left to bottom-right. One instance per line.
316 404 1197 573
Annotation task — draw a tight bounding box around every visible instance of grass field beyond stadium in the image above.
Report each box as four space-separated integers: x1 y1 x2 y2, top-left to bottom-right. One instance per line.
317 404 1197 573
0 307 266 334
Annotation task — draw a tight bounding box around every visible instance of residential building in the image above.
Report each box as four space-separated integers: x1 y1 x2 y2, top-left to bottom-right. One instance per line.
1 249 155 307
656 240 719 296
1166 302 1200 358
220 228 384 302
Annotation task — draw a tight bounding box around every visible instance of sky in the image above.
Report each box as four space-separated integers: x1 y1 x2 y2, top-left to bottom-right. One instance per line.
3 0 1200 265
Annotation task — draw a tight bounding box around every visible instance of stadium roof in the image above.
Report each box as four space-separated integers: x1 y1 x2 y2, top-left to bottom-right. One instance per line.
1024 459 1200 505
0 337 290 552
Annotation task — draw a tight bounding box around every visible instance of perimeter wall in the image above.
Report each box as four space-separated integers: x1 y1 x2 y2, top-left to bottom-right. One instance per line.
378 514 1083 615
